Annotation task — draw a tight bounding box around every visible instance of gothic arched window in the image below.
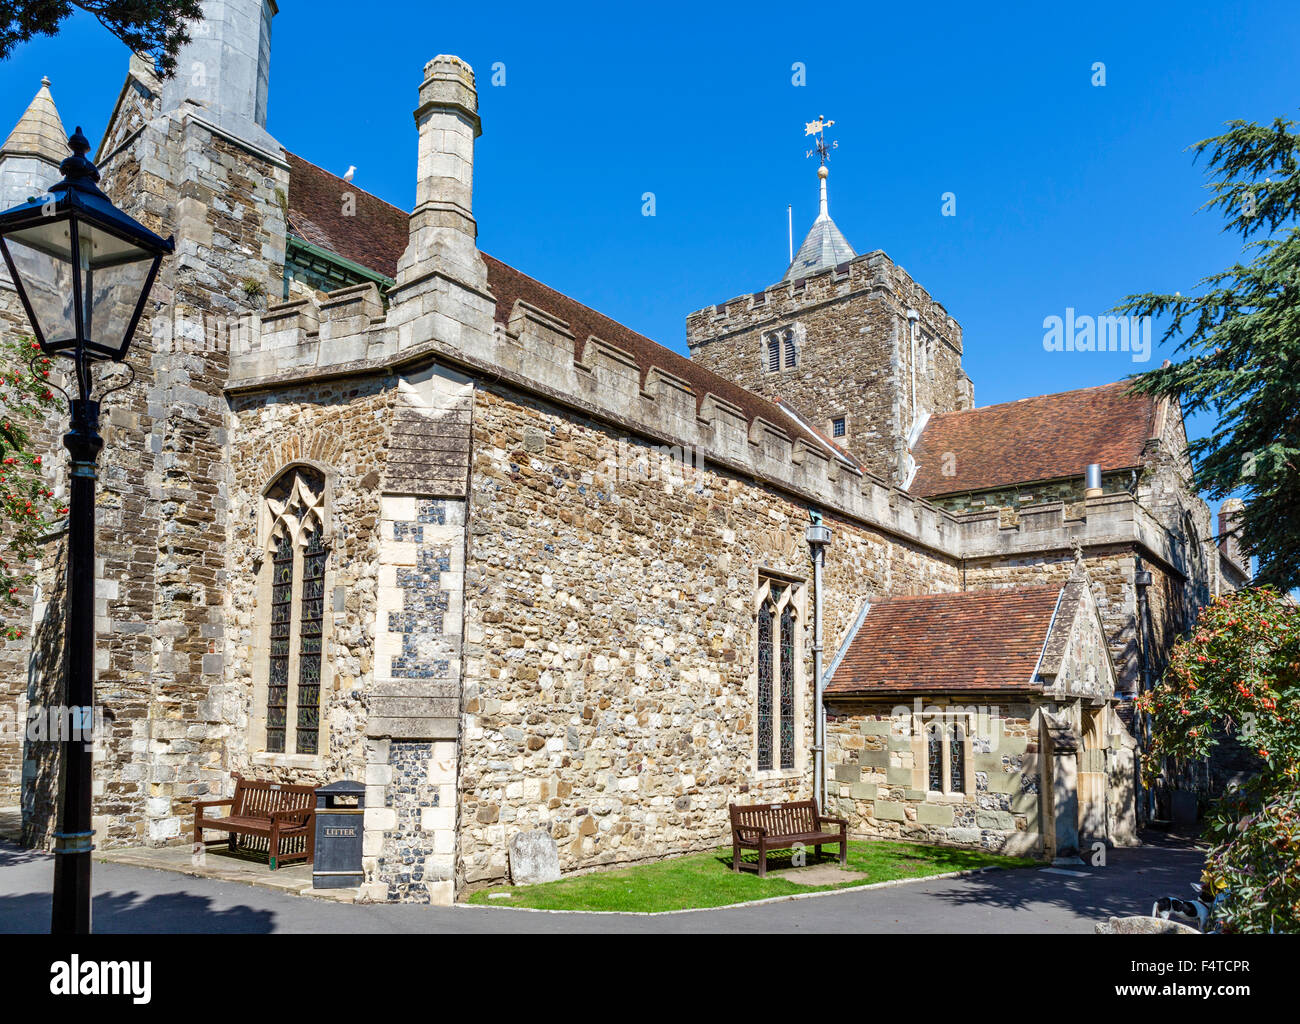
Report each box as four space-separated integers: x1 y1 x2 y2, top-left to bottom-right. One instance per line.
754 576 804 772
261 466 329 756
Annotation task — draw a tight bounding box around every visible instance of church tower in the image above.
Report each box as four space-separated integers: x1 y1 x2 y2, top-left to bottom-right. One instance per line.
687 126 973 486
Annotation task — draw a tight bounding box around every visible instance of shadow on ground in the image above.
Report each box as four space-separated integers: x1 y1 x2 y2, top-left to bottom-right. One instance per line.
0 888 278 933
920 829 1207 921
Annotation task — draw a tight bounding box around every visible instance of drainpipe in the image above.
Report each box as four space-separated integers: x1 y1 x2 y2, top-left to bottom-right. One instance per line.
906 308 920 429
1134 560 1155 823
807 511 833 810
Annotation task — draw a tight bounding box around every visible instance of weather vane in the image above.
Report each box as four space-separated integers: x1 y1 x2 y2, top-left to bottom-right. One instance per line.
805 115 838 164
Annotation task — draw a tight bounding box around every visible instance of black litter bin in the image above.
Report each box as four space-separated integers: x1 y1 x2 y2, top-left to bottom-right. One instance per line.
313 780 365 889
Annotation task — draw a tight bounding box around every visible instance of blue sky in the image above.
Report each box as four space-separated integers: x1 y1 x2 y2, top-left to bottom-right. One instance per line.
1 1 1297 459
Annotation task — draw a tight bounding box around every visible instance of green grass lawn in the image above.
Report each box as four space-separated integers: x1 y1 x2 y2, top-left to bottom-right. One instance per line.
466 840 1037 912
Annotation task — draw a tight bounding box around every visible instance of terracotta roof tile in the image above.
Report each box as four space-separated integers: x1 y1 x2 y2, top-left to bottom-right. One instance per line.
825 586 1063 696
285 153 408 278
909 382 1159 498
284 153 846 461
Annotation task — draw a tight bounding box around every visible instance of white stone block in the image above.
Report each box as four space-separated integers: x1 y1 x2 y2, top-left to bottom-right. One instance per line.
365 807 396 831
421 806 454 832
426 880 454 906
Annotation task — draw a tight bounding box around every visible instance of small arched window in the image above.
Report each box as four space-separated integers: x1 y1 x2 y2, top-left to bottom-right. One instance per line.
949 721 965 793
927 724 943 792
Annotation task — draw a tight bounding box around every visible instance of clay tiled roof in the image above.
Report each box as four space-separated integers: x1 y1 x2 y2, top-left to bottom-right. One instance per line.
909 382 1159 498
285 153 409 278
283 153 850 462
825 586 1063 696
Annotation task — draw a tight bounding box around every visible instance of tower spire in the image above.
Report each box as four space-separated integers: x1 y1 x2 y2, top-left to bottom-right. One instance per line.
783 115 855 281
0 76 67 210
1 76 66 165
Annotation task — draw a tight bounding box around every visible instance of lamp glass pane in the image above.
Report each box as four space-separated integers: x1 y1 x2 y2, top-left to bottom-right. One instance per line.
3 221 76 347
78 221 152 357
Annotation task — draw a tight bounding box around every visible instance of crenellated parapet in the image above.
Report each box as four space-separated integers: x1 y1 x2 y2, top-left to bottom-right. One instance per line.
687 248 960 355
227 275 1181 576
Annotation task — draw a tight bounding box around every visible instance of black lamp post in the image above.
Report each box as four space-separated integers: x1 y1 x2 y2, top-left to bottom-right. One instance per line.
0 126 172 935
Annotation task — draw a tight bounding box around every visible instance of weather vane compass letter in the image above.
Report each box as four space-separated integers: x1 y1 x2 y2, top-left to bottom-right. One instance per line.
805 116 838 164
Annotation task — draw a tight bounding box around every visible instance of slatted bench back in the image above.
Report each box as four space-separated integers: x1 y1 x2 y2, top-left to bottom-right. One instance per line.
730 800 818 837
231 774 316 822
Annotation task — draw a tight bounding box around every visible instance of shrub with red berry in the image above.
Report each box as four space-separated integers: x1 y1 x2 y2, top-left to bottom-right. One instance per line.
1135 585 1300 931
0 335 62 641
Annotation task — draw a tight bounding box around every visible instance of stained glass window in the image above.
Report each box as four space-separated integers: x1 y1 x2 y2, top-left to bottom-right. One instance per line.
296 526 326 755
779 605 795 770
949 722 965 794
927 724 943 792
263 466 328 756
267 530 293 754
757 603 774 771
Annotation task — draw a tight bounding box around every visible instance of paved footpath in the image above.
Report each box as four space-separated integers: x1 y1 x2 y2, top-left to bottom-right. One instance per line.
0 832 1204 933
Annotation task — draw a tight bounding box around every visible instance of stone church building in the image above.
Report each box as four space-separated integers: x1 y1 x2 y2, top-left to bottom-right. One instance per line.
0 2 1249 903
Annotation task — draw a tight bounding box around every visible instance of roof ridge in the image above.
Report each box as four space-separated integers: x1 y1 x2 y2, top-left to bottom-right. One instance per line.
874 584 1059 603
930 379 1135 419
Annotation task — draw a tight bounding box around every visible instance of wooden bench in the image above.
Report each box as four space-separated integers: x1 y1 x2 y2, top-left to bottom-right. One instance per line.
729 800 848 877
193 773 317 870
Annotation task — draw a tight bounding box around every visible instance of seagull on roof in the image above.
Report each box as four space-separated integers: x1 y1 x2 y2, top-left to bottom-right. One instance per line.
343 165 356 183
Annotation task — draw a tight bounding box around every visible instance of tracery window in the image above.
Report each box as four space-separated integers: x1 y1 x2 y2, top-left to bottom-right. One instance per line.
755 575 804 771
919 713 970 795
260 466 329 756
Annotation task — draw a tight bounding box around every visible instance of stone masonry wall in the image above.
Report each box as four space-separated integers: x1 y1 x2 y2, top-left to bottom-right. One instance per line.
14 95 294 847
825 699 1043 855
224 376 395 789
457 380 960 887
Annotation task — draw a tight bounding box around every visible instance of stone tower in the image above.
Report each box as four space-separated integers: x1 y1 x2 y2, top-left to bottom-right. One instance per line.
160 0 278 152
687 160 974 485
20 0 290 846
0 77 67 210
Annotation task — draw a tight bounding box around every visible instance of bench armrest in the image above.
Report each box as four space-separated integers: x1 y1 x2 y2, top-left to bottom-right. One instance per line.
193 798 234 812
819 816 849 827
269 808 314 823
734 825 767 839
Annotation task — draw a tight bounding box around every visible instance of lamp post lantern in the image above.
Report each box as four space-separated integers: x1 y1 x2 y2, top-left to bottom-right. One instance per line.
0 126 172 935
